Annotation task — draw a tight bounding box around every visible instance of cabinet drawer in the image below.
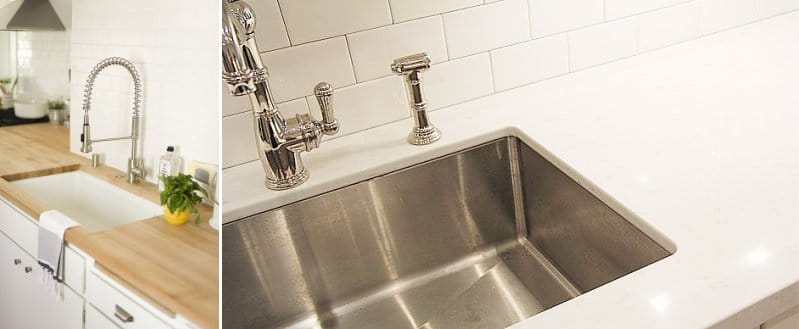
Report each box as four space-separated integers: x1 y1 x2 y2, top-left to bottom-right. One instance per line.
86 304 122 329
64 246 85 293
0 198 37 255
1 231 84 329
86 271 173 329
763 305 799 329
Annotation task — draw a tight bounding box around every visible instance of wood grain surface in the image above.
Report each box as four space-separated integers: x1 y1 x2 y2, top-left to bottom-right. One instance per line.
0 123 80 180
0 124 219 329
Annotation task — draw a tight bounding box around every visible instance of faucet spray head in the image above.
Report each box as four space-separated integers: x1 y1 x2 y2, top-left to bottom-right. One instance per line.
391 53 431 75
80 114 92 153
391 53 440 146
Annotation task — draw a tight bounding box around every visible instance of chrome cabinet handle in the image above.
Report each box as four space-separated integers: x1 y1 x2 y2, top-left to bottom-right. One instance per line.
114 305 134 323
24 266 32 273
13 259 21 265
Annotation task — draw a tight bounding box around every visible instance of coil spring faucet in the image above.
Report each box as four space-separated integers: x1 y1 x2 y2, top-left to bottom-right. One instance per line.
80 57 146 184
392 53 441 145
222 0 339 190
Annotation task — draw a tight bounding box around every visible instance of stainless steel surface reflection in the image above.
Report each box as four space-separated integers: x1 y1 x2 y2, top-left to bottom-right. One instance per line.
223 137 672 329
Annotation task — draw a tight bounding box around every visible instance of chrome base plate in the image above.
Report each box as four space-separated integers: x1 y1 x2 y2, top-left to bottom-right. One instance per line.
266 169 310 191
408 126 441 145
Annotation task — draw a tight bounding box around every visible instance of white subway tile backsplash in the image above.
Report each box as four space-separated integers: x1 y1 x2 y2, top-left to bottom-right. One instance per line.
425 53 494 111
249 0 291 51
223 91 310 118
223 111 256 168
261 37 356 103
348 16 448 82
278 0 392 44
278 97 312 118
699 0 757 33
72 0 218 179
606 0 691 20
569 17 639 71
529 0 604 38
442 0 530 58
388 0 483 22
222 98 309 168
224 0 791 172
17 31 70 99
756 0 799 18
490 34 569 92
307 75 410 138
639 2 701 51
222 83 250 117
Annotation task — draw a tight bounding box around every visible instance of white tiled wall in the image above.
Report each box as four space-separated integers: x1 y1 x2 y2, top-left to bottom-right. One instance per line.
16 31 70 100
223 0 799 170
14 0 71 100
69 0 219 182
0 32 15 78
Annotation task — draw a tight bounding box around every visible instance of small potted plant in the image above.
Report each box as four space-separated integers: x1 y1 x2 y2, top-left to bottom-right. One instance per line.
159 173 208 225
0 78 13 110
47 99 67 125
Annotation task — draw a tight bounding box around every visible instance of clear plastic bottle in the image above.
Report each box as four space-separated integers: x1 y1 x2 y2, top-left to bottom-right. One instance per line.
157 146 182 191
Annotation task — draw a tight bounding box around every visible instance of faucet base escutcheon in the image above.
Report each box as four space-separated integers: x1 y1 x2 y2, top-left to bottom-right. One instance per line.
408 126 441 146
266 169 309 191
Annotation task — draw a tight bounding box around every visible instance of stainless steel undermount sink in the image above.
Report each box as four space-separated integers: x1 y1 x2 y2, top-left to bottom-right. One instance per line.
223 137 674 329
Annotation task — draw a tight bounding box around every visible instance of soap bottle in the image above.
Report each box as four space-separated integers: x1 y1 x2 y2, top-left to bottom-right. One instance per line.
158 146 182 191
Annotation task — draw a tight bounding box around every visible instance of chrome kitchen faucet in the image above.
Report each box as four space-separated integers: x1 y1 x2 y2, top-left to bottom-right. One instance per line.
221 0 339 191
392 53 441 145
80 57 146 184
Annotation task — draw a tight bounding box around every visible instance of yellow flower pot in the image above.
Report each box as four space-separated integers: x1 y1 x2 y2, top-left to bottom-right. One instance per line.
163 205 190 226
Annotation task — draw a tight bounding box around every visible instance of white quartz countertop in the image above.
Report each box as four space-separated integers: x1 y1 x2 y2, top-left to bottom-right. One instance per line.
224 11 799 328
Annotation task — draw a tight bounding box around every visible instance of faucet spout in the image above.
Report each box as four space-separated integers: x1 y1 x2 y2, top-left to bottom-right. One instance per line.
222 0 340 191
80 57 146 184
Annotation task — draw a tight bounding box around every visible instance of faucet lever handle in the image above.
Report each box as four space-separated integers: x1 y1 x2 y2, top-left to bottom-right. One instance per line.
314 82 338 135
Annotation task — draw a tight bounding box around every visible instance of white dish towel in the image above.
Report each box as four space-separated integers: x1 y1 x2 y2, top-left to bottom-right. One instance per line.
38 210 80 291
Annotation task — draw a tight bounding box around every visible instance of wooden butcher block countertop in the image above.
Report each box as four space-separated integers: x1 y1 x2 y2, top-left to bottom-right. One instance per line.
0 123 218 329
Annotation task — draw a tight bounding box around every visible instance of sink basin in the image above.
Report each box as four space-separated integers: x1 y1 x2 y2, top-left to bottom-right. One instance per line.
223 137 674 329
12 171 161 232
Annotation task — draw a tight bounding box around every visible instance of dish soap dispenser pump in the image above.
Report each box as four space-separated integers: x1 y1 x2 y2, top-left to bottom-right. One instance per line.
158 146 182 191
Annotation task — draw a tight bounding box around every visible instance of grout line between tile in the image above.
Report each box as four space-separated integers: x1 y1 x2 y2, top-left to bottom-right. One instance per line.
386 0 396 24
344 35 360 83
566 33 572 73
487 51 497 93
274 0 293 46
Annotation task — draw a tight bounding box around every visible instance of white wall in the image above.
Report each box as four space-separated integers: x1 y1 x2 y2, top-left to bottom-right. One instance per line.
15 0 71 100
222 0 799 170
16 31 70 99
0 32 15 79
69 0 219 182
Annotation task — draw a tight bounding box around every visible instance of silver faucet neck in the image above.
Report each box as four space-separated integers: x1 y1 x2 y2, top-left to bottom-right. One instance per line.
222 0 339 191
80 56 146 184
82 57 143 118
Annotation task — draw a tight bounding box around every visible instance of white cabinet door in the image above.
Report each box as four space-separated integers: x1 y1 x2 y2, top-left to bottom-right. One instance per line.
22 252 84 329
86 304 123 329
86 271 174 329
764 306 799 329
0 231 34 329
0 198 37 255
0 231 83 329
